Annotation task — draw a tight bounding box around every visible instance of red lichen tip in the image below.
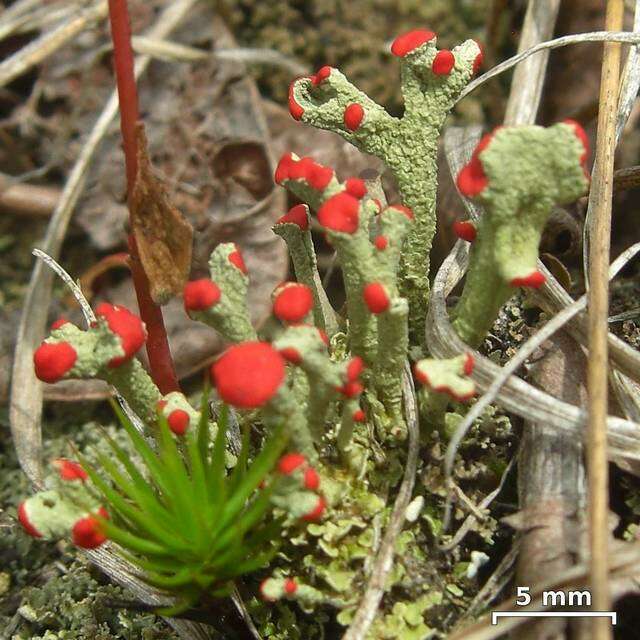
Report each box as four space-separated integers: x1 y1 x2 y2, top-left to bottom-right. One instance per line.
453 220 477 242
275 153 295 184
391 29 436 57
53 458 88 482
277 204 310 231
167 409 190 435
386 204 414 220
273 283 314 323
472 40 484 74
279 346 302 365
278 453 307 475
288 156 334 191
51 317 70 331
340 381 364 398
344 103 364 131
302 496 326 521
510 271 546 289
432 49 455 75
374 235 388 250
211 342 286 409
456 131 496 198
33 341 77 383
345 177 367 199
463 353 475 376
156 399 168 413
353 409 366 423
288 79 304 120
72 512 107 549
413 363 429 387
346 356 364 382
562 118 590 166
229 245 248 275
18 501 42 538
284 578 298 595
95 303 146 367
318 192 360 234
312 65 332 85
304 467 320 491
445 387 476 402
363 282 390 314
183 279 221 313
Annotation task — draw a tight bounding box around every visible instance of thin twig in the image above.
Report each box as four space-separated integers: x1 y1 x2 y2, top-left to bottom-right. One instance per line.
9 3 208 638
459 543 519 623
10 0 196 486
586 3 624 635
615 1 640 142
458 31 640 102
448 542 640 640
613 164 640 191
342 364 419 640
439 458 515 552
0 177 59 216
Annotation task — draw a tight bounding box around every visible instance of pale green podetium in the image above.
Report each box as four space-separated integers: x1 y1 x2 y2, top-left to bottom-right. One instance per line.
187 242 257 343
289 34 481 343
46 322 161 424
452 123 589 347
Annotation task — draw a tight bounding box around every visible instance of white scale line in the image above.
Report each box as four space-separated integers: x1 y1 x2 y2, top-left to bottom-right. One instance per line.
492 611 617 625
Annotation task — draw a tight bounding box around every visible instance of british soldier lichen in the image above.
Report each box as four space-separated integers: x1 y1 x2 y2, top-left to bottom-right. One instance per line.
18 24 593 635
287 29 483 342
452 122 590 347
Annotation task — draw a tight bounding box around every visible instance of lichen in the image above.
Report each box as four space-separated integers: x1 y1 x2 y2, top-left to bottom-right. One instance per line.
287 32 482 342
452 122 589 347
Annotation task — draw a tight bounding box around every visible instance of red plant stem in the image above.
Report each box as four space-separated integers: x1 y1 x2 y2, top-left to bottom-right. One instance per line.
108 0 179 394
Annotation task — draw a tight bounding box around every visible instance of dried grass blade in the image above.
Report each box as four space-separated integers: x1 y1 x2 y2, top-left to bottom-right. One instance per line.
503 0 560 126
584 2 624 629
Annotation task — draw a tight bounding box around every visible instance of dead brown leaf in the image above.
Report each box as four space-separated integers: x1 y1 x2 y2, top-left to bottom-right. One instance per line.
129 124 193 305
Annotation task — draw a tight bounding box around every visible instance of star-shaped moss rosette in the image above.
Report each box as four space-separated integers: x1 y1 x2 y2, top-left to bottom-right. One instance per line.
414 353 476 402
452 122 590 347
274 153 413 433
17 397 330 614
33 304 161 424
286 29 483 341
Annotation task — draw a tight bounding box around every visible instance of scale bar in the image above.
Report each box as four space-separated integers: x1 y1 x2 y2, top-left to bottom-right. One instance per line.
492 611 616 625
